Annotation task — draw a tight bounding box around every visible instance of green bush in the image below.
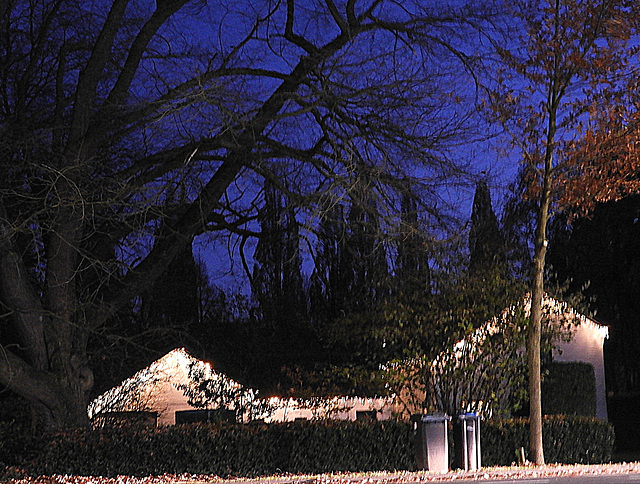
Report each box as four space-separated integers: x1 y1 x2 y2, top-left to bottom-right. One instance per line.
482 415 615 466
18 415 615 477
285 419 414 473
25 420 415 477
542 362 597 417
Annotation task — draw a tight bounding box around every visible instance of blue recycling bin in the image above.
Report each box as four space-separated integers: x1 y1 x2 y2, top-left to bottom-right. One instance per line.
411 414 451 473
454 412 481 471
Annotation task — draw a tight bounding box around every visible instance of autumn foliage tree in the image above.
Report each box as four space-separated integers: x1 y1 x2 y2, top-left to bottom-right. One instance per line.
0 0 492 432
485 0 640 464
558 76 640 211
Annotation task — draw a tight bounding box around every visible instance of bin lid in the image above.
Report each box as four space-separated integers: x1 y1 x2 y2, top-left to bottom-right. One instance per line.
458 412 481 420
411 413 451 422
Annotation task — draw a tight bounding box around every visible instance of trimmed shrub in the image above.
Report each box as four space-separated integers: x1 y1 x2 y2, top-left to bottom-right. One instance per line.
482 415 615 466
18 415 614 477
25 420 415 477
542 362 596 417
285 419 414 474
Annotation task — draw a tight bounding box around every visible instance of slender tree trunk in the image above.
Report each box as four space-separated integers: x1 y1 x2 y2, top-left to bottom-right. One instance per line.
528 95 557 465
529 216 548 465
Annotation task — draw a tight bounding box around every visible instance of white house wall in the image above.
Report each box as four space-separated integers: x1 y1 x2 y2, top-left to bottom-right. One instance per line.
138 349 196 426
518 295 609 420
88 348 395 426
262 396 395 423
90 302 609 425
552 321 609 420
88 348 244 426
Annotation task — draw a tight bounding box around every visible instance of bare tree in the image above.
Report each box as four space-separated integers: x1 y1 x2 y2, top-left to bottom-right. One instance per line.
0 0 495 432
483 0 640 464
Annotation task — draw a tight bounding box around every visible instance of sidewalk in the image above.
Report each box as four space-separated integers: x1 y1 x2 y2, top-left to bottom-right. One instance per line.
6 463 640 484
216 463 640 484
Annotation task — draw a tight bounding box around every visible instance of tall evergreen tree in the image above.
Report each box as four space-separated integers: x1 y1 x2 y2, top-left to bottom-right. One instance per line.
253 181 285 318
460 179 522 337
469 180 506 275
310 189 390 319
308 191 393 391
309 202 350 327
251 180 313 382
501 167 537 281
252 181 306 321
345 195 389 310
282 203 306 315
396 194 432 298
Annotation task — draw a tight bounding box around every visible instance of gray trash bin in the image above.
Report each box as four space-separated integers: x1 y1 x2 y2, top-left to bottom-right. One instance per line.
411 414 451 473
454 412 481 471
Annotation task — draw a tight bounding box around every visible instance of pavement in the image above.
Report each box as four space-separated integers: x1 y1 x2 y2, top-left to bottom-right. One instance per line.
215 463 640 484
5 462 640 483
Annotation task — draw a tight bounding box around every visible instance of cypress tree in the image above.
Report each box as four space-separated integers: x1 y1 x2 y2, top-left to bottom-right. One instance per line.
469 180 506 275
396 194 432 298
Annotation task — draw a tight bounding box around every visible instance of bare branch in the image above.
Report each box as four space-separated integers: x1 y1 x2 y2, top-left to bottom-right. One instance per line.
66 0 131 154
106 0 190 107
285 0 318 54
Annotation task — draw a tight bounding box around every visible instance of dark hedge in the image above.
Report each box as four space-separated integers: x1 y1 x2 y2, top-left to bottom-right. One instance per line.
23 420 415 477
542 362 597 417
482 415 615 466
3 415 615 477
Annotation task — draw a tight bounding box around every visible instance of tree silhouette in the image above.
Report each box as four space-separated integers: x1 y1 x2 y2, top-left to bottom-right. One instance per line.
469 180 506 276
396 194 432 298
251 180 316 383
548 196 640 396
0 0 507 431
484 0 640 463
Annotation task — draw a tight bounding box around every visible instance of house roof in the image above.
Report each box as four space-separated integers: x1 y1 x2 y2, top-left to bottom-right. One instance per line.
87 347 244 419
519 294 607 338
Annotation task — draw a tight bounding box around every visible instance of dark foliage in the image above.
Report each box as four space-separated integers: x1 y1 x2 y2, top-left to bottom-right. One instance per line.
3 416 615 477
608 394 640 451
542 362 596 417
481 416 615 466
0 395 39 468
20 420 414 477
547 196 640 396
88 246 201 397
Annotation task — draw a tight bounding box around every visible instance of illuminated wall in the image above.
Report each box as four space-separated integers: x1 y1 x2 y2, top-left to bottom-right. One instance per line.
552 320 609 420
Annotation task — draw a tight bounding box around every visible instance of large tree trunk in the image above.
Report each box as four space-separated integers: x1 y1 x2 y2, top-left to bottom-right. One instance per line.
0 337 93 432
0 179 93 432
